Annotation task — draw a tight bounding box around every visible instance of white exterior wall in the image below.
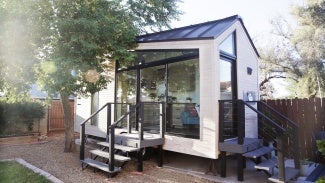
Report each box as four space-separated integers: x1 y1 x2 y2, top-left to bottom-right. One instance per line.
74 67 116 137
138 40 219 159
215 21 260 140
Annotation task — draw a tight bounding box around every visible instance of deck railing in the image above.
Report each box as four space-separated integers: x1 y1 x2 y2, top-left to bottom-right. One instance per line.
79 102 165 174
219 100 300 182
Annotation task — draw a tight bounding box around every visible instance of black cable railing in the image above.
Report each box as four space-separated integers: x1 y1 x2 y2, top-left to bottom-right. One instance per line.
219 100 300 182
79 102 165 175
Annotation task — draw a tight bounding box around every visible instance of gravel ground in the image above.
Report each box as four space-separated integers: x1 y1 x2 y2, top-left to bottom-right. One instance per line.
0 134 215 183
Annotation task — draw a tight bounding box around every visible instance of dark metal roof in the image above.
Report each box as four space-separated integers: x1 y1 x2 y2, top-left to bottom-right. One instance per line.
137 15 239 42
136 15 259 57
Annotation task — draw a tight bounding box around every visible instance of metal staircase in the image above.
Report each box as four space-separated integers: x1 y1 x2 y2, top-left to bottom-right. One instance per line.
218 100 300 182
79 102 165 177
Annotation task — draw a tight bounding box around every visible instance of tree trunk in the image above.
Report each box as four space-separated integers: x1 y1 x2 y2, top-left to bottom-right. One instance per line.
61 93 76 152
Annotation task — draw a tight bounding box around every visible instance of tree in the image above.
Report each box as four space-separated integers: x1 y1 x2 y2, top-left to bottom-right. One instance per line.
0 0 44 102
33 0 181 152
259 0 325 98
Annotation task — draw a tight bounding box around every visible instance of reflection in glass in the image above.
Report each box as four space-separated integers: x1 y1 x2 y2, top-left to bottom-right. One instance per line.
220 60 232 100
116 49 200 139
116 70 136 104
219 33 235 56
140 65 166 102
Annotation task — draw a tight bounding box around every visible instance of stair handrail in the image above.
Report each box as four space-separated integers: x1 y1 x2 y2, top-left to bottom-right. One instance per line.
79 102 131 161
259 101 298 128
244 100 301 181
242 101 286 133
243 100 289 181
108 102 142 129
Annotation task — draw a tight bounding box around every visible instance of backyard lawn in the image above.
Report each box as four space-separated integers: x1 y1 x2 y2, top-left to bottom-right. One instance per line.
0 161 51 183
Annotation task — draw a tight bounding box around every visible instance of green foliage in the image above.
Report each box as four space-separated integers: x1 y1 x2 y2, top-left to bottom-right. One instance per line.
316 177 325 183
0 101 45 136
317 140 325 157
0 161 51 183
259 0 325 98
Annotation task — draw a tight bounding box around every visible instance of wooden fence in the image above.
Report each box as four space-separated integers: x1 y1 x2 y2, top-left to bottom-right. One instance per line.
263 98 325 161
48 100 74 132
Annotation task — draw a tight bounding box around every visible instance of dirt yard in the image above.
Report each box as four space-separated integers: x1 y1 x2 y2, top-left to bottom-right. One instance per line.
0 133 216 183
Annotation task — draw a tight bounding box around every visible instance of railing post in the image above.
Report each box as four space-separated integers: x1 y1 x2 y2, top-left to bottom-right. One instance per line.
109 126 115 174
80 124 85 160
127 104 131 134
238 100 245 145
293 127 300 169
277 134 286 182
138 103 144 140
160 102 165 138
106 103 111 142
219 100 225 143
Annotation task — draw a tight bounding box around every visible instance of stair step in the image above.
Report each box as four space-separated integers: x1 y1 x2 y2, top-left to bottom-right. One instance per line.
243 146 273 159
81 158 120 173
255 157 278 172
268 167 299 183
97 142 139 152
90 149 131 162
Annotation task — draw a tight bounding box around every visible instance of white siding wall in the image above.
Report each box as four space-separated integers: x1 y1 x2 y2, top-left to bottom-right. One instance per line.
138 40 219 159
74 66 116 137
215 21 259 141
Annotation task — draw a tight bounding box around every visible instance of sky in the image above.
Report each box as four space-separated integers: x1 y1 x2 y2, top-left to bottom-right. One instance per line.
171 0 306 97
171 0 306 42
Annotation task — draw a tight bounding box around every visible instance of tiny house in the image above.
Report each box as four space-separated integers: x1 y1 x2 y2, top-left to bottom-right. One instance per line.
76 15 301 182
75 15 260 158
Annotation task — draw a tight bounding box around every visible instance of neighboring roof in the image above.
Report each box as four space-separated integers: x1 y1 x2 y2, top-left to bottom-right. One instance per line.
136 15 259 57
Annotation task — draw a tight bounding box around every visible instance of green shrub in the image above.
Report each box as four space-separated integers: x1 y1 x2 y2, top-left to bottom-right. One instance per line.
316 176 325 183
317 140 325 157
0 101 45 136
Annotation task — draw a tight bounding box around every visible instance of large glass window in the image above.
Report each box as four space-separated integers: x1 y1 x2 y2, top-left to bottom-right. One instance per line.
219 33 235 56
116 70 136 103
167 59 200 139
220 59 232 100
116 49 200 139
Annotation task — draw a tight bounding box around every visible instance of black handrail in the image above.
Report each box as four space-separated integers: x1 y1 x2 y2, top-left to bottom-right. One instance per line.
109 103 142 129
219 99 300 182
242 101 286 132
80 101 165 175
259 101 298 128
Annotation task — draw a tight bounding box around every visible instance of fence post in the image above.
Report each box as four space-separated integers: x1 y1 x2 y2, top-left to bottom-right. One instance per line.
277 134 286 182
293 127 300 169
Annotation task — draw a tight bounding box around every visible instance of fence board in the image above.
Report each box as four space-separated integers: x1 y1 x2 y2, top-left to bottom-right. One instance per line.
262 98 325 161
49 100 74 131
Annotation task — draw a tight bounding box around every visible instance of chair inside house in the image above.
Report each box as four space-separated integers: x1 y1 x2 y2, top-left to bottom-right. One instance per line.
181 105 199 126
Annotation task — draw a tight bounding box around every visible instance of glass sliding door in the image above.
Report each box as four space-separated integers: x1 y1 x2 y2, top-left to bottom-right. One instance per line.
220 58 237 139
166 59 200 139
220 59 233 100
116 49 200 138
140 65 166 102
140 65 166 132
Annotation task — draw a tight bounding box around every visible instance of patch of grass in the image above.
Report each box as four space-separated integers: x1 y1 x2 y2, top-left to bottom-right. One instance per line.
0 161 51 183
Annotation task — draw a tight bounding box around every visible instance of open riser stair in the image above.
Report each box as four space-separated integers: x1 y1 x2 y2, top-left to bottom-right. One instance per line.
218 100 300 182
79 102 165 177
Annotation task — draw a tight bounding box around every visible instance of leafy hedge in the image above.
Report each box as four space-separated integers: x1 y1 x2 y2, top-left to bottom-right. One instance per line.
0 101 45 137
